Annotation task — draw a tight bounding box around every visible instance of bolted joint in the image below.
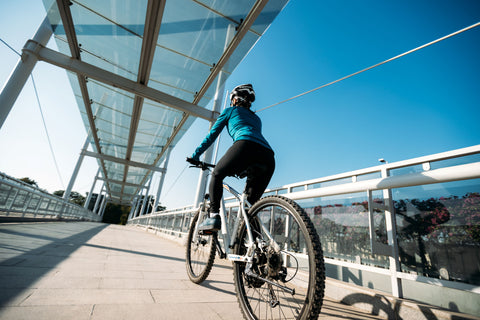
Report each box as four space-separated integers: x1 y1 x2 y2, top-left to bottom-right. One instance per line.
22 40 43 60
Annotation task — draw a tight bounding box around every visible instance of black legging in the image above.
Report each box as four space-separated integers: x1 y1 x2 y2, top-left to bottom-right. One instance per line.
209 140 275 213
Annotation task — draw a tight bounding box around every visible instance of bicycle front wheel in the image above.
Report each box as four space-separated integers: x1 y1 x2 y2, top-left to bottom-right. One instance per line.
185 209 216 284
233 195 325 320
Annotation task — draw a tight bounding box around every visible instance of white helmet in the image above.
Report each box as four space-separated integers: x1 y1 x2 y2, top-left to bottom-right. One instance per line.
230 84 255 107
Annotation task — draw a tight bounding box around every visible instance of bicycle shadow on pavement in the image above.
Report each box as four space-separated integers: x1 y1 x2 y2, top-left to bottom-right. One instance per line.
340 292 475 320
201 279 237 297
340 293 401 319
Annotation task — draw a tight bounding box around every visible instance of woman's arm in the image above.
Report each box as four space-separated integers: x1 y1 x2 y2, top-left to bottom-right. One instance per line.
191 108 231 160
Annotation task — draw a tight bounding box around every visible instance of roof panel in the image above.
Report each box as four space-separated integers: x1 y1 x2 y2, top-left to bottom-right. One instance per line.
44 0 289 204
71 2 144 80
150 47 212 98
159 0 233 64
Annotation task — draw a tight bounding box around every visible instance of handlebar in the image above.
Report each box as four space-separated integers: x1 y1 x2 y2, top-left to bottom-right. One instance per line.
186 157 215 171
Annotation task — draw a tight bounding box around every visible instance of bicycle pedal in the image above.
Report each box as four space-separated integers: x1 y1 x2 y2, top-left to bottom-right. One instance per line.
199 230 216 235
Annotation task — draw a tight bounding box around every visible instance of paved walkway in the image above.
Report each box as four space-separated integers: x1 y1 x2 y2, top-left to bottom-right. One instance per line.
0 221 390 320
0 222 476 320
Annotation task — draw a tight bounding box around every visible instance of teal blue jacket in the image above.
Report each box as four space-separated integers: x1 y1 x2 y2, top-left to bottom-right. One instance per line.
192 106 272 160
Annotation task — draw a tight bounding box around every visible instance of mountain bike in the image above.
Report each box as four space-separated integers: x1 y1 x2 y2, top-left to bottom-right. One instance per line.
185 158 325 320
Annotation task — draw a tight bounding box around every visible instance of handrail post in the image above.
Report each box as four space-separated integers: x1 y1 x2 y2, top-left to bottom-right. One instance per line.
381 167 403 298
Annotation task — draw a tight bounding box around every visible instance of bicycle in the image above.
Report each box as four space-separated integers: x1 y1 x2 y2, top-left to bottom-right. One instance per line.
185 158 325 320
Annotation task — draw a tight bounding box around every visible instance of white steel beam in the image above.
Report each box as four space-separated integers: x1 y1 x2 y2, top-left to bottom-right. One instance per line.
55 0 111 199
0 17 52 129
64 136 90 201
152 146 172 212
82 150 166 173
194 24 235 207
84 167 100 209
93 184 105 214
133 0 271 196
121 0 167 201
139 175 153 216
22 41 216 121
193 0 269 103
98 177 148 189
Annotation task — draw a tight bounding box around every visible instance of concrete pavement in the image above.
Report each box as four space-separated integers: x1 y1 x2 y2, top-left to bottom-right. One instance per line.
0 222 475 320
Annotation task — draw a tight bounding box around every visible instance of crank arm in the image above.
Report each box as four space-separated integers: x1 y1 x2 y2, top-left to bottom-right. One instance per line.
245 269 295 295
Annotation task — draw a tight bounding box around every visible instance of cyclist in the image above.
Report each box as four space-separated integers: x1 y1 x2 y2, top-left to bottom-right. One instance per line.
188 84 275 232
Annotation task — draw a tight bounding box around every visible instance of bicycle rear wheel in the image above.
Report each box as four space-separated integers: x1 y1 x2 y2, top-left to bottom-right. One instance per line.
233 195 325 320
186 209 216 284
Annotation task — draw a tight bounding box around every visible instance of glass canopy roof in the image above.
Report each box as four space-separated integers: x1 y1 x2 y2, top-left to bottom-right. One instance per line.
42 0 288 204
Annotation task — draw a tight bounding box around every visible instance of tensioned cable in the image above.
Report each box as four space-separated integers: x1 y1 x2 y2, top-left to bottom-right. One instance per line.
30 76 65 189
256 22 480 113
0 38 20 56
161 164 189 201
0 37 65 188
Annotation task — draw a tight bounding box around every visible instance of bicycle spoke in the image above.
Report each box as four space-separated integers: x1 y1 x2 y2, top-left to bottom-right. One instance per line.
233 196 325 320
243 278 304 319
186 211 216 284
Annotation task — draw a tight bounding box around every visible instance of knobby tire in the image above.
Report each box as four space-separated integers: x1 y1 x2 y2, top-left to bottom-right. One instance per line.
233 195 325 320
185 209 217 284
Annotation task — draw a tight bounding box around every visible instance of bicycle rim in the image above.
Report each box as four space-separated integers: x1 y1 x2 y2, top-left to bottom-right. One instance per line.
186 210 216 284
233 196 325 320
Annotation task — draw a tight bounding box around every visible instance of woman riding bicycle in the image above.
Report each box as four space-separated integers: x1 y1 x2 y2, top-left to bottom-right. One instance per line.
188 84 275 232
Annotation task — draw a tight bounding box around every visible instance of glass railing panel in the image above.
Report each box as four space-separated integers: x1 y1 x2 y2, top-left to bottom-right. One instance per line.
357 171 382 181
307 177 352 189
389 164 423 176
298 191 390 268
393 178 480 285
430 153 480 170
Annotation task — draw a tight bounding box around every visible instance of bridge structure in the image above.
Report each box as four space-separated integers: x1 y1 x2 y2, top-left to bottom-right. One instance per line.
1 1 480 319
1 147 479 320
0 221 393 320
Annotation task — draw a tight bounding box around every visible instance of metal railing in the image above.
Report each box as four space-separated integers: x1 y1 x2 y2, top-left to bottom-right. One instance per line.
0 172 102 222
128 145 480 316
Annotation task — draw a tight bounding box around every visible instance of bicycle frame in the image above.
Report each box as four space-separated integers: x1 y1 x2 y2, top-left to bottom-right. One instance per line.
194 180 254 262
189 159 278 264
186 159 325 318
195 182 281 266
216 182 296 295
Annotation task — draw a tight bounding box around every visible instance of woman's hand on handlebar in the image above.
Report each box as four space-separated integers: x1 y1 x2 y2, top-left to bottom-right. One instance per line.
186 157 201 166
186 157 215 170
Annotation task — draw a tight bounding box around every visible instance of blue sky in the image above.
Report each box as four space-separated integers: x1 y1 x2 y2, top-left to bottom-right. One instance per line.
1 0 479 209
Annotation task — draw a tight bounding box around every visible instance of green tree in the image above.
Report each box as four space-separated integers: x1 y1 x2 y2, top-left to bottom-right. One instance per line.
53 190 64 197
103 203 131 225
19 177 38 187
53 190 86 206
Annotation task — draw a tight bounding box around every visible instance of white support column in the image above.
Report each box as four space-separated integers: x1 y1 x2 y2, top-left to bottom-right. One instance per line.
0 17 52 129
139 175 153 216
128 196 138 220
84 167 101 209
133 194 143 218
98 196 108 218
152 146 172 212
193 24 235 207
93 184 105 214
64 136 90 201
